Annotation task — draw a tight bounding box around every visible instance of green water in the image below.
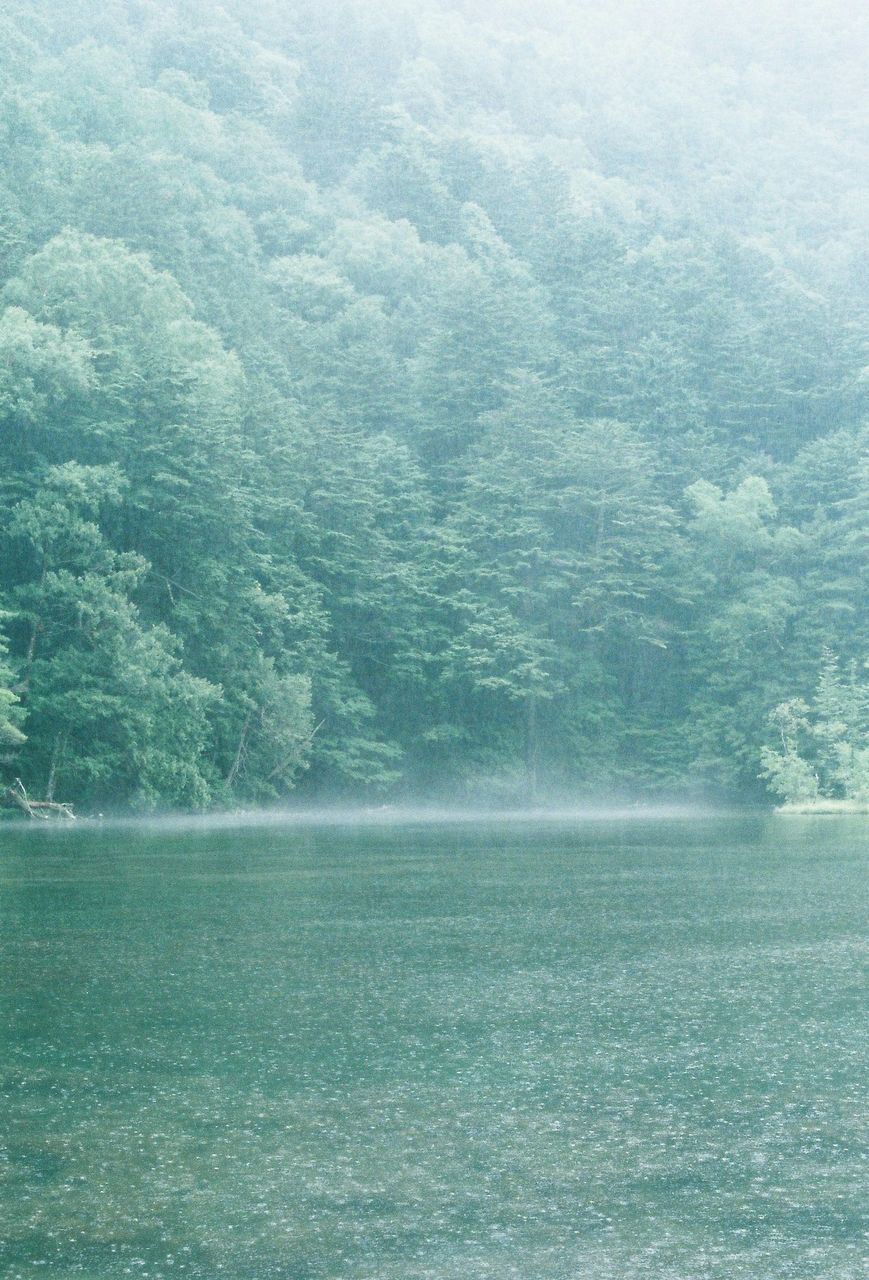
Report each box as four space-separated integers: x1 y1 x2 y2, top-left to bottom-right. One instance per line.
1 815 866 1279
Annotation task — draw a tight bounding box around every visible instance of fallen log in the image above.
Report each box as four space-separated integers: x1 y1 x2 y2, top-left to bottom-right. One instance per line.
2 779 75 820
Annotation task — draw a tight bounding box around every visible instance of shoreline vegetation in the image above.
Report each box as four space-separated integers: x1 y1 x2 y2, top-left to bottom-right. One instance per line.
3 796 866 831
2 776 867 829
0 2 865 814
774 799 869 816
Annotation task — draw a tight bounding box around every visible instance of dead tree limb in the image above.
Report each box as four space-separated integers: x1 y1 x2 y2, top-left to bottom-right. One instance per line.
3 778 75 820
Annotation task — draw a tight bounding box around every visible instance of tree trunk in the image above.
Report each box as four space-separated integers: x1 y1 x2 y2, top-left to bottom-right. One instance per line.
46 733 66 803
226 710 253 789
525 695 539 801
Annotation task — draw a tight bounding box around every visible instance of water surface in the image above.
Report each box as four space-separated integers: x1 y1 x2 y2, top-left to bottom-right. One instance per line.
1 815 866 1278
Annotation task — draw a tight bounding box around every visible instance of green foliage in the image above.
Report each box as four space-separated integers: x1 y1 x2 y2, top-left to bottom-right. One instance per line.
760 655 869 803
0 619 26 763
0 1 864 808
4 463 218 808
759 701 819 803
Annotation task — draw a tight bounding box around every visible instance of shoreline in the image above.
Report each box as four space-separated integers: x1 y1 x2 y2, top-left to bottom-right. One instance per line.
774 799 869 815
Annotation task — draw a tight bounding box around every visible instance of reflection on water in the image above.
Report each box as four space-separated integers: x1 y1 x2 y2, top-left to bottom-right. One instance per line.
1 817 866 1278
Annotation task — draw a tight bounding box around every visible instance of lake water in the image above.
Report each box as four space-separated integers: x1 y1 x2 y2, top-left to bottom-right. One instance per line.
1 813 866 1279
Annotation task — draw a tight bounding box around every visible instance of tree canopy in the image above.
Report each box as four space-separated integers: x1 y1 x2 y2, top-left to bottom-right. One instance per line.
0 0 865 810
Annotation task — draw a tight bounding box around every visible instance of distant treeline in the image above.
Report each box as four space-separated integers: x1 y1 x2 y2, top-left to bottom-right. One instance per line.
0 0 866 810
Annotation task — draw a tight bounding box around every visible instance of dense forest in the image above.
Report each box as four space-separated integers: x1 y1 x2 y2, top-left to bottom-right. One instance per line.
0 0 866 811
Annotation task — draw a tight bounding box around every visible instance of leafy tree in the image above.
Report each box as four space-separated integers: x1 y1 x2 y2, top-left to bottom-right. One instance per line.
0 618 26 771
759 700 819 804
680 476 807 792
5 463 218 808
436 374 681 792
760 651 869 804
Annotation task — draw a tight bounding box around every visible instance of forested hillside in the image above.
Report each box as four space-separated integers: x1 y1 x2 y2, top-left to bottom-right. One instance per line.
0 0 866 810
